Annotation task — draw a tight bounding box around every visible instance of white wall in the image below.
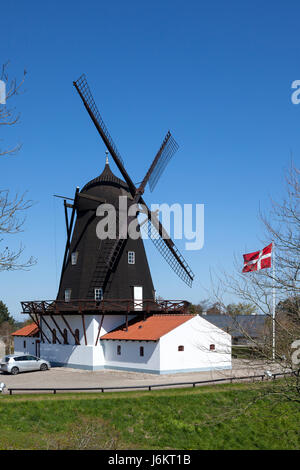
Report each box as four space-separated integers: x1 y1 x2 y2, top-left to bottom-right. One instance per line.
40 343 104 370
38 314 135 369
13 337 38 356
103 340 161 373
159 316 231 373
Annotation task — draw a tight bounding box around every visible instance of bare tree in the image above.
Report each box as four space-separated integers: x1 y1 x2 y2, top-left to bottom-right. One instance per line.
0 62 35 270
0 61 26 156
209 163 300 401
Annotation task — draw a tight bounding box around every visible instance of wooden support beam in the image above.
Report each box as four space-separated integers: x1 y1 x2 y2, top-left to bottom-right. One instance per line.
41 316 62 344
58 186 79 292
40 316 51 344
64 199 70 238
81 313 87 346
49 314 65 343
29 313 50 344
95 314 104 346
61 314 80 345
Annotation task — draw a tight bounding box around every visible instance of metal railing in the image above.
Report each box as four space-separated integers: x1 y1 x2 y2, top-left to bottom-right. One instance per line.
5 371 294 395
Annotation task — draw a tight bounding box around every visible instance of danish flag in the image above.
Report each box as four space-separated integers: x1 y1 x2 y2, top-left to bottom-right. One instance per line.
242 243 273 273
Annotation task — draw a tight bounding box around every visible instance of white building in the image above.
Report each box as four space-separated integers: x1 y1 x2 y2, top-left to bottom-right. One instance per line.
12 323 40 356
12 314 231 374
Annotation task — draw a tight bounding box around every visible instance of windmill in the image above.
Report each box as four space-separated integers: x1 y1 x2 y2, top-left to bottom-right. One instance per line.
57 74 194 300
21 74 195 346
19 75 197 369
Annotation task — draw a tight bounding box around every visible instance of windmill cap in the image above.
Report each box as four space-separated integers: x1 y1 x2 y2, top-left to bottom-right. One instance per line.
81 161 127 192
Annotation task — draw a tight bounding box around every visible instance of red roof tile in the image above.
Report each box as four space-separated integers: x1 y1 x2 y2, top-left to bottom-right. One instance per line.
12 323 39 337
101 314 195 341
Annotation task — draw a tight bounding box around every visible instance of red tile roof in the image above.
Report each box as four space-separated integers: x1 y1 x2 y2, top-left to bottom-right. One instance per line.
12 323 39 337
101 314 195 341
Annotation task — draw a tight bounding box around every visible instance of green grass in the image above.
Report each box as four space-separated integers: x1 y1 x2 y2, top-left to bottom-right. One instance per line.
0 381 299 450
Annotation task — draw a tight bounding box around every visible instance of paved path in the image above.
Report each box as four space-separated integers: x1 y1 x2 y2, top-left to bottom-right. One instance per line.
0 359 283 394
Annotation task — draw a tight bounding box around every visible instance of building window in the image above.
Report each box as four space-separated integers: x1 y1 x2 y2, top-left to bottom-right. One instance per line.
178 345 184 352
128 251 135 264
65 289 71 302
94 288 103 301
23 340 26 349
74 329 80 345
140 346 144 357
71 251 79 265
117 345 121 355
63 329 68 345
52 329 57 344
210 344 215 351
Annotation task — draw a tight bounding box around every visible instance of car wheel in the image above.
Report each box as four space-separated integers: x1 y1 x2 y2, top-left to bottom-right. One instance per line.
11 367 19 375
40 363 48 371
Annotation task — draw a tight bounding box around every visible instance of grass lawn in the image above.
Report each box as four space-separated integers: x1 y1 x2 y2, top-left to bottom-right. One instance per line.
0 381 299 450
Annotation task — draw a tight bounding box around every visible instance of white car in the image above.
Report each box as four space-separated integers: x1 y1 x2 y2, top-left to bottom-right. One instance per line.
0 354 51 375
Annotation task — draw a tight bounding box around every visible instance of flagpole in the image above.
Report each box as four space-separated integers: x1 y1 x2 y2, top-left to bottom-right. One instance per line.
272 241 276 361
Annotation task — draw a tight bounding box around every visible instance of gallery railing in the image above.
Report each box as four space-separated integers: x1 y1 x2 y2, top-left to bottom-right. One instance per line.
20 299 191 315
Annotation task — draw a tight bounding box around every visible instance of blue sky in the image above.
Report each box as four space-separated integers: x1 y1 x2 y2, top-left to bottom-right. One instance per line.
1 0 300 321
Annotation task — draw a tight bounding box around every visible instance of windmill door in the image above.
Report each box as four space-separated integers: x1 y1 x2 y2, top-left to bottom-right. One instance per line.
35 340 40 358
133 286 143 311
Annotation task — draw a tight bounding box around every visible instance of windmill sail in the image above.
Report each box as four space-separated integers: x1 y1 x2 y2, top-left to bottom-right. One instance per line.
73 74 194 287
148 132 179 192
141 217 194 288
73 75 124 166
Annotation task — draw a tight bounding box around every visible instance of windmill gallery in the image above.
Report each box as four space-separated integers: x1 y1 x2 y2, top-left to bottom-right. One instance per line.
13 75 231 374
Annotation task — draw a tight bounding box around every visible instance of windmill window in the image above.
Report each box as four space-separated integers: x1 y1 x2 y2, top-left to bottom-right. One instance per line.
71 252 78 265
65 289 71 302
178 345 184 352
117 345 121 355
128 251 135 264
210 344 215 351
94 288 103 301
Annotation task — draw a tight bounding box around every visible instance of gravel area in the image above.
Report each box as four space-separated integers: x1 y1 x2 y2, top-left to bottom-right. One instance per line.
0 359 283 394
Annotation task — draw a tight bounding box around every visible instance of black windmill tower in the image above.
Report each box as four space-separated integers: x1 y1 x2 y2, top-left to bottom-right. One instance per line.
55 75 194 313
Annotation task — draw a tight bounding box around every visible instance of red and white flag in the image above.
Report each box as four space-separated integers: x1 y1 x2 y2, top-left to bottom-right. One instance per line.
242 243 273 273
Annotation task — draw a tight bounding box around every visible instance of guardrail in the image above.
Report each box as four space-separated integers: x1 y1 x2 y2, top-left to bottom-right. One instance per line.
5 371 295 395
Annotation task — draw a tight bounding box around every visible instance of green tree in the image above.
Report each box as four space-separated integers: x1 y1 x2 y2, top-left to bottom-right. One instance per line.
189 299 210 315
226 302 256 316
0 300 14 325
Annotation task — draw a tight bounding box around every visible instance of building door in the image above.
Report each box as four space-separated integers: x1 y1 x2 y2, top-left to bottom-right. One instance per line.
35 340 40 357
133 286 143 311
